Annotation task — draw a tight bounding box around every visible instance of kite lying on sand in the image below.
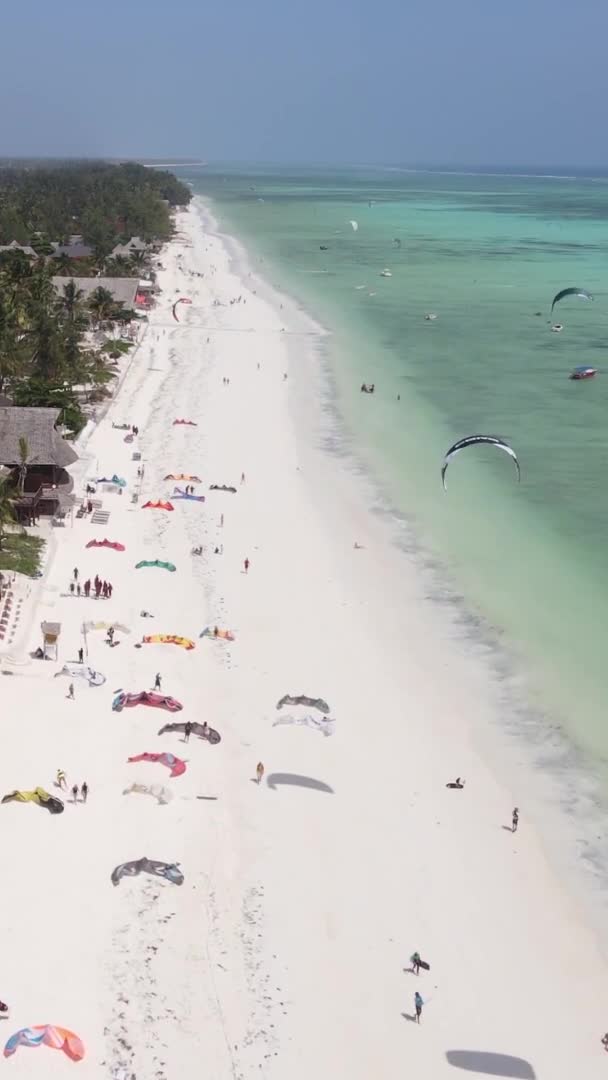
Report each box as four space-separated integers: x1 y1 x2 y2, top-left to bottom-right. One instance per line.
172 488 205 501
158 721 221 744
96 474 126 487
164 473 201 482
276 694 331 715
142 500 174 511
55 663 105 687
4 1025 84 1061
112 691 183 713
85 539 125 551
173 419 197 426
127 751 186 777
135 559 176 572
273 713 335 736
172 297 192 321
111 857 184 886
83 620 130 635
2 788 64 814
200 627 235 641
209 484 237 493
142 634 195 650
123 782 173 805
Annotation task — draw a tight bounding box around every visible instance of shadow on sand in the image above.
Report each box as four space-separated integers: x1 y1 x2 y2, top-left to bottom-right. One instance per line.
446 1050 535 1078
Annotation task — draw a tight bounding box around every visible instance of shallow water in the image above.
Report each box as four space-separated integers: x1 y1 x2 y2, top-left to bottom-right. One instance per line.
182 166 608 772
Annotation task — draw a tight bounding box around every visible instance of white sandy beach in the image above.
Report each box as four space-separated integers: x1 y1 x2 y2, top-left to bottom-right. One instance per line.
0 199 606 1079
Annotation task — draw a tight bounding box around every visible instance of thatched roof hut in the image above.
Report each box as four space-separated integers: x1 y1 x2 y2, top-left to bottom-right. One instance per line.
0 407 77 469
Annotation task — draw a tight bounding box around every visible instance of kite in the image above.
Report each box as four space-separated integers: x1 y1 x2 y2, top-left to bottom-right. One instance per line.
143 634 195 650
164 473 201 482
172 487 205 501
4 1025 84 1061
111 857 184 886
55 663 105 687
96 474 126 487
273 713 335 737
142 500 174 511
209 484 237 493
82 621 130 634
2 788 64 814
112 691 183 713
276 694 331 714
441 435 520 490
135 559 176 572
173 419 197 426
157 721 221 745
570 366 597 380
85 539 125 551
551 287 592 312
123 782 173 805
172 297 192 321
200 627 235 641
127 751 186 777
349 220 359 231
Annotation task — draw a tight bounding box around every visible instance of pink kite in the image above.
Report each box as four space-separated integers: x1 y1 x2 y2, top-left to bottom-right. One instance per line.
173 419 197 426
142 500 174 511
127 751 186 778
112 691 183 713
4 1025 85 1061
86 539 125 551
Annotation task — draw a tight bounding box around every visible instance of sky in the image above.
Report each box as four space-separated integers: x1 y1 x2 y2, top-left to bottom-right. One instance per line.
1 0 607 167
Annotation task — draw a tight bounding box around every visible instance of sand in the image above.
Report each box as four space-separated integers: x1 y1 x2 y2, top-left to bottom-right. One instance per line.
0 199 606 1079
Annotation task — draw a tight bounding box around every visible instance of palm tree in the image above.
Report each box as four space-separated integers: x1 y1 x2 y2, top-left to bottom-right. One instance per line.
57 279 85 327
17 437 37 495
88 286 116 327
0 479 16 551
54 253 75 276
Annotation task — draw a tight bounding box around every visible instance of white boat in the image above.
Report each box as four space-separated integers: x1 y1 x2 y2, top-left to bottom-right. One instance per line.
551 324 563 333
425 313 438 321
380 268 392 278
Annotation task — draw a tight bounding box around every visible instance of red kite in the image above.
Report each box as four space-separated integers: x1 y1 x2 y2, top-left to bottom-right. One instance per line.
85 539 125 551
142 501 174 511
127 751 186 778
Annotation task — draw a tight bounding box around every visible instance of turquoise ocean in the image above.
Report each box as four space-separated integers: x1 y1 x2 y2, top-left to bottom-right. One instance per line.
181 165 608 783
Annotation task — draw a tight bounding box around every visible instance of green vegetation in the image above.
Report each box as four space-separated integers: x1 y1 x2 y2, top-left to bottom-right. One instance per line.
0 532 45 577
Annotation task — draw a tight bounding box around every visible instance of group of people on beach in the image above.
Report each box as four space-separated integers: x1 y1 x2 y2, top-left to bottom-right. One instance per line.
70 569 113 599
56 770 88 804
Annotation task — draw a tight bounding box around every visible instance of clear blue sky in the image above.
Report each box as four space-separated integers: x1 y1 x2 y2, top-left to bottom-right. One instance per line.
2 0 607 167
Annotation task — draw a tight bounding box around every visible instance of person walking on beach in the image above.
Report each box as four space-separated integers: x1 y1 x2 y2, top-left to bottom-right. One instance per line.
68 682 75 700
184 720 193 744
81 781 88 803
512 807 519 833
84 579 90 597
76 582 81 597
71 783 79 803
244 557 250 574
69 581 75 596
78 647 84 663
414 991 423 1023
240 472 246 484
56 769 67 790
411 952 421 975
220 513 224 528
73 567 79 582
154 673 162 691
256 762 264 785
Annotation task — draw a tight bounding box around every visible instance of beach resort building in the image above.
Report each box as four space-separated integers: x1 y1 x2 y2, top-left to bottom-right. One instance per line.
51 276 140 309
0 240 37 258
0 406 78 523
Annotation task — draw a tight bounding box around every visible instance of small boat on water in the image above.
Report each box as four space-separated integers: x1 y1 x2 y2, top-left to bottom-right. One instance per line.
425 313 438 321
569 366 597 380
380 268 392 278
551 323 563 333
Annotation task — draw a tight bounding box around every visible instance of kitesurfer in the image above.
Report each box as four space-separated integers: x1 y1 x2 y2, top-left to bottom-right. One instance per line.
56 769 67 790
154 673 162 691
244 557 250 574
414 992 423 1023
256 762 265 784
512 807 519 833
411 952 421 975
184 721 193 744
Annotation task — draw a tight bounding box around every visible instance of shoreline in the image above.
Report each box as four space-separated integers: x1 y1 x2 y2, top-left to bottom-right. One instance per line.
0 200 605 1077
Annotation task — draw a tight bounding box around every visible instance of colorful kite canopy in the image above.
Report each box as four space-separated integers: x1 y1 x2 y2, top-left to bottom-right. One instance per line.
200 627 235 641
4 1025 84 1061
172 297 192 321
164 473 201 482
127 751 186 777
111 857 184 886
96 474 126 487
172 488 205 502
173 419 197 426
276 694 331 714
1 788 64 814
158 721 221 744
112 691 183 713
142 500 174 511
143 634 195 650
85 539 125 551
123 782 173 805
135 559 176 572
83 621 130 634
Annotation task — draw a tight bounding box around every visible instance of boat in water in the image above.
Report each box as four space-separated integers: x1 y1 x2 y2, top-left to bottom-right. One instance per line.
380 269 392 277
569 366 597 381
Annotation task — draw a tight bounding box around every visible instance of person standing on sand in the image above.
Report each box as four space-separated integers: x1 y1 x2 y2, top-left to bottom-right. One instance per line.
154 673 162 691
73 567 79 581
81 781 88 803
244 557 250 574
68 683 75 700
512 807 519 833
78 647 84 663
184 720 193 744
411 952 421 975
71 783 79 803
241 472 246 484
414 991 423 1023
69 582 75 596
56 769 66 790
256 762 264 784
